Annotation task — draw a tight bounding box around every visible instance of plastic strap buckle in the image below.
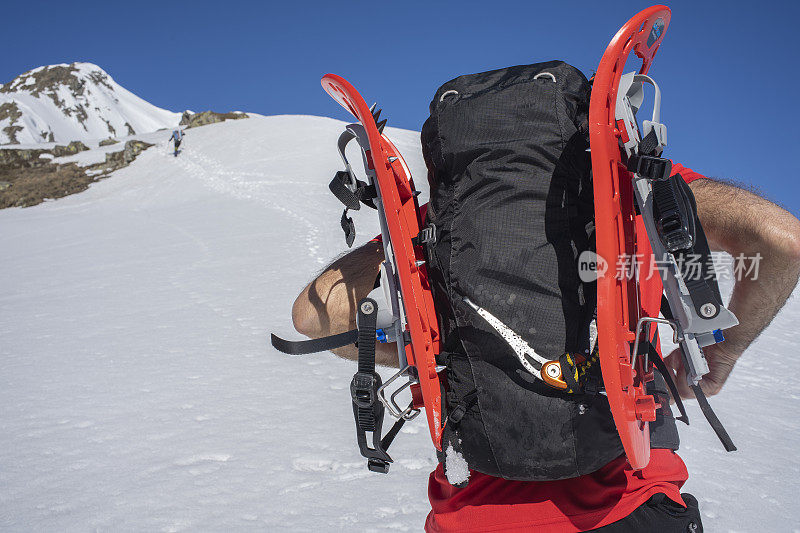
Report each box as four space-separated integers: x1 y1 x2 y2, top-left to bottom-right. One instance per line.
350 372 379 409
367 458 390 474
627 155 672 181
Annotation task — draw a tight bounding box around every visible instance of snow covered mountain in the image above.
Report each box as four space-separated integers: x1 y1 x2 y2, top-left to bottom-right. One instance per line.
0 62 180 145
0 116 798 531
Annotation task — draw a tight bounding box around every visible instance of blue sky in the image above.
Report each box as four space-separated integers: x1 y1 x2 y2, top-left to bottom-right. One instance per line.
4 0 799 214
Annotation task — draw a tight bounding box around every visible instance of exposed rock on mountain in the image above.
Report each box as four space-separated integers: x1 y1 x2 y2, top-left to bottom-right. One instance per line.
0 139 154 208
51 141 89 157
0 102 25 143
179 110 249 129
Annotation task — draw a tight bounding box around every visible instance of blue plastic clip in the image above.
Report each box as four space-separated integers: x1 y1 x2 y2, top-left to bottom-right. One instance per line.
376 329 387 343
712 329 725 343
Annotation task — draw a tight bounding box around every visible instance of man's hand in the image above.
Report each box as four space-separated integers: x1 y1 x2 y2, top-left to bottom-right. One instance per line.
664 341 738 398
664 178 800 398
291 240 400 367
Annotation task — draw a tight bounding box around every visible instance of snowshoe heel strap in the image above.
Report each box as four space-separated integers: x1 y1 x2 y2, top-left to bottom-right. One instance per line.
270 329 358 355
690 383 737 452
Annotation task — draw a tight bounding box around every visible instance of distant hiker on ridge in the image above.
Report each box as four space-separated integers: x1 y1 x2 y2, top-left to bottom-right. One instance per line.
167 129 185 156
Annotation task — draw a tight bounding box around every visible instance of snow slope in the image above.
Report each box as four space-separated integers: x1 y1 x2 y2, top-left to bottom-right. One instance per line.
0 63 180 145
0 115 798 532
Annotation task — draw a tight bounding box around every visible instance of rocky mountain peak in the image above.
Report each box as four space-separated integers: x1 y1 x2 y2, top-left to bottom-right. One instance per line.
1 63 113 100
0 62 180 145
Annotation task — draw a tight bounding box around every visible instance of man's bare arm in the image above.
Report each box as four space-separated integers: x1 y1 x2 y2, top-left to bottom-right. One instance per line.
666 178 800 397
291 240 399 367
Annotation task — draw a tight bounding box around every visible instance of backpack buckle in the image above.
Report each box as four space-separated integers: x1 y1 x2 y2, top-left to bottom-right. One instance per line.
412 224 437 247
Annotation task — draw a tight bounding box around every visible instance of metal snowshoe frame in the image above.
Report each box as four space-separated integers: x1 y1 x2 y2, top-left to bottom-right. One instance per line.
590 4 737 470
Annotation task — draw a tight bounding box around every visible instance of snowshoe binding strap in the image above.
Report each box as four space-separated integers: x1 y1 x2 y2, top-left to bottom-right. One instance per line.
650 173 696 252
658 298 736 449
271 329 358 355
640 340 689 425
627 154 672 181
330 129 378 247
689 381 737 452
350 297 407 473
329 170 364 211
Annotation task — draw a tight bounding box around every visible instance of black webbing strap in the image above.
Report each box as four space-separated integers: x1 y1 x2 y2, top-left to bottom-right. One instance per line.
446 389 479 425
271 329 358 355
660 298 737 451
350 298 400 473
638 128 662 157
682 275 722 319
674 177 727 320
353 299 379 432
329 171 377 211
356 301 377 374
329 171 362 210
690 382 737 452
660 294 674 320
583 371 601 402
646 343 689 424
379 417 407 451
330 168 378 248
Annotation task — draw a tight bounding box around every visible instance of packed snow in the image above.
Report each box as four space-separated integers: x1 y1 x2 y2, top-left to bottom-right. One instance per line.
1 115 798 531
0 63 180 145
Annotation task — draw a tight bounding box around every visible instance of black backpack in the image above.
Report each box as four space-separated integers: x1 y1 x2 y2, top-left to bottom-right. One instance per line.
421 60 679 481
